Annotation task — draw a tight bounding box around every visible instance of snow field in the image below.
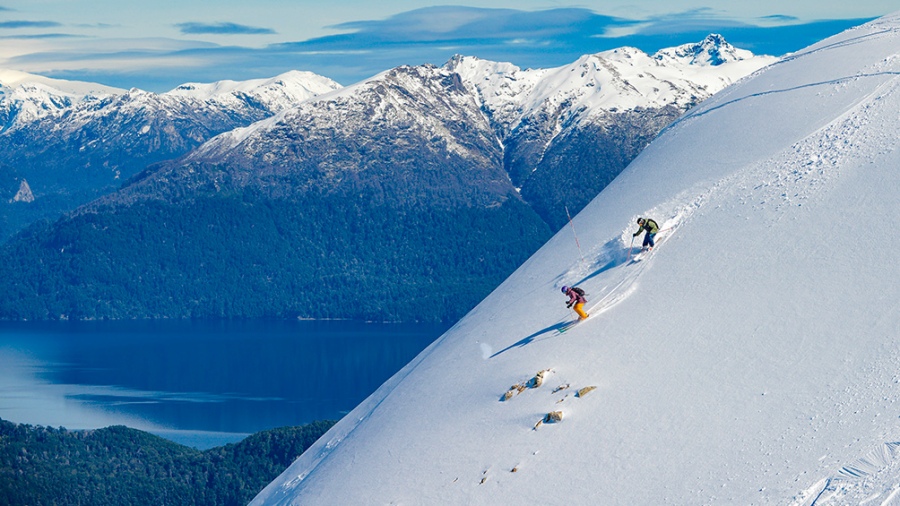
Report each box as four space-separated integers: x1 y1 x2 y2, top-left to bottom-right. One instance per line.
253 14 900 505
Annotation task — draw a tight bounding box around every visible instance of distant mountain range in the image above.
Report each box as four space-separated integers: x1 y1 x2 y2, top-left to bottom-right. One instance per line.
0 35 776 321
0 70 342 237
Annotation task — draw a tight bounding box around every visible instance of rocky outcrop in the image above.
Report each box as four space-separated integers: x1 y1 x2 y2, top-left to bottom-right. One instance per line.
10 179 33 203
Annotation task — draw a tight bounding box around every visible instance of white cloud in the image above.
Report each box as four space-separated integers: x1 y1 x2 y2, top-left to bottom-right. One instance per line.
0 4 888 91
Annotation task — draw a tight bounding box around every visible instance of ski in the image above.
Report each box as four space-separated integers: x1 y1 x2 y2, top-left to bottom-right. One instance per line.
558 321 578 333
559 317 589 333
630 247 656 263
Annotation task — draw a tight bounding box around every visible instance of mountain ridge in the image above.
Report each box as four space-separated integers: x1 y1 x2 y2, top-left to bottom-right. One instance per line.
0 34 772 237
0 35 774 323
0 70 343 238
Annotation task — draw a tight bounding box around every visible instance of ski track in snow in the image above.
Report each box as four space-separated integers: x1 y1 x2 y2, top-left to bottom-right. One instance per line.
787 322 900 506
542 67 900 503
725 76 896 219
504 64 900 500
643 54 898 242
732 56 900 505
554 191 708 328
792 443 900 506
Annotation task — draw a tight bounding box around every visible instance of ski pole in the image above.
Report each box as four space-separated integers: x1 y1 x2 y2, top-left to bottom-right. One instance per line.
627 236 635 263
565 206 585 262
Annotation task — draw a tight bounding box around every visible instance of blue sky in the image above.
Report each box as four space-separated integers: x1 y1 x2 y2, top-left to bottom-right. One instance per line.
0 1 893 91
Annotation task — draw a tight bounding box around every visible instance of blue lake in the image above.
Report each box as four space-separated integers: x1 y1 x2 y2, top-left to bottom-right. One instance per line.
0 319 447 448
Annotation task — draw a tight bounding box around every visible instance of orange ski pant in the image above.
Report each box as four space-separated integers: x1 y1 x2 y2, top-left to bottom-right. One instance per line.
574 302 588 319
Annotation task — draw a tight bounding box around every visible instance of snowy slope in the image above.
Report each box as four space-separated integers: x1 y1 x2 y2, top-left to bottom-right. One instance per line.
254 13 900 505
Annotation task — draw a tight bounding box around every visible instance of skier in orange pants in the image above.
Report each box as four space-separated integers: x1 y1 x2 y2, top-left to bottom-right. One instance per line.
561 286 588 320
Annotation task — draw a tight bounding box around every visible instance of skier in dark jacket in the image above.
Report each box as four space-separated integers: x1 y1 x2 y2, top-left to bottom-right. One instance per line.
633 217 659 251
561 286 588 320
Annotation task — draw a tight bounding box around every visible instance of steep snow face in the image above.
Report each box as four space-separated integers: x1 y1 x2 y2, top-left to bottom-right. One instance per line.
254 14 900 506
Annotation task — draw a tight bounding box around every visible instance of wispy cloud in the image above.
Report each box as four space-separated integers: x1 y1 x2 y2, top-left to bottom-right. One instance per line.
330 6 637 41
760 14 800 23
175 21 276 35
74 22 118 29
0 33 85 39
622 8 752 36
0 6 876 91
0 20 61 29
284 6 868 59
267 6 642 76
266 6 871 81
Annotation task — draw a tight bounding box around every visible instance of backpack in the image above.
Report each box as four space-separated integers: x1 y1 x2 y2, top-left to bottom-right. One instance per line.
572 287 585 297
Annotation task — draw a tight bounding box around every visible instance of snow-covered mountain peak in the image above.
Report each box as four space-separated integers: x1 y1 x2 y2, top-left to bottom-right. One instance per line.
186 63 486 164
533 36 772 113
653 33 754 66
253 14 900 506
181 36 773 206
443 54 532 83
0 69 124 98
0 69 44 89
165 70 342 112
446 35 775 138
594 45 649 63
0 69 124 128
1 69 343 140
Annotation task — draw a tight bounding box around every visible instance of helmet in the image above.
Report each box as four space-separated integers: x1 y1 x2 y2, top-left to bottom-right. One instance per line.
637 217 645 225
561 286 568 293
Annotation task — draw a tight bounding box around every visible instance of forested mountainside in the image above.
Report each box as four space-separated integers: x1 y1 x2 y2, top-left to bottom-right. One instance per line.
0 418 335 506
0 36 773 322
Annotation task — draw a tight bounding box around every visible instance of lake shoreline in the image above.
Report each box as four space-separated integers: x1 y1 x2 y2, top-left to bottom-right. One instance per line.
0 319 448 448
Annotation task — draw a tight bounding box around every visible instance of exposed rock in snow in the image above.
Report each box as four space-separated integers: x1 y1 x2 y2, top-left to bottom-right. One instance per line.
528 369 550 389
543 411 564 423
576 386 597 398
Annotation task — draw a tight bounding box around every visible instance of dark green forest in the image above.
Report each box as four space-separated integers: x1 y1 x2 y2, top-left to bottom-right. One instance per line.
0 192 551 322
0 418 335 506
